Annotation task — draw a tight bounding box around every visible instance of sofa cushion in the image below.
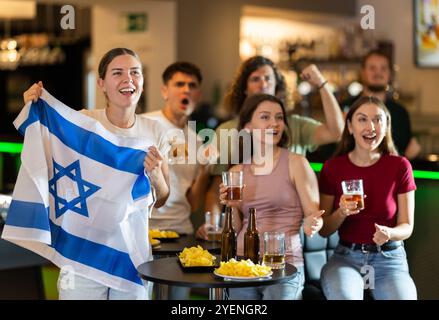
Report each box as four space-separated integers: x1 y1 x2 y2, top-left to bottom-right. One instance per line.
300 227 339 299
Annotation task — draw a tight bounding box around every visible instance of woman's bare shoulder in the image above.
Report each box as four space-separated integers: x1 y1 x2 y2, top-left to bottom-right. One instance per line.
288 151 308 164
229 164 244 172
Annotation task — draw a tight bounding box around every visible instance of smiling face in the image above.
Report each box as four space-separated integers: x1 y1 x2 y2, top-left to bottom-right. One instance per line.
245 65 276 97
245 100 285 146
348 102 388 152
97 54 143 110
161 72 201 117
361 54 391 92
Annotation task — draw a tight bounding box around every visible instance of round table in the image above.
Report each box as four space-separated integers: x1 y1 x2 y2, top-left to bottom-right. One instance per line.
150 234 221 299
138 256 297 300
152 234 221 256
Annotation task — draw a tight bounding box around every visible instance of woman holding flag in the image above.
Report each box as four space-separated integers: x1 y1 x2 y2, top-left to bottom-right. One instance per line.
24 48 169 208
17 48 170 300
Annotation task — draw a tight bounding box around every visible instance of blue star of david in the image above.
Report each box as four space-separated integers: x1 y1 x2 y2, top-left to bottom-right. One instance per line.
49 159 101 219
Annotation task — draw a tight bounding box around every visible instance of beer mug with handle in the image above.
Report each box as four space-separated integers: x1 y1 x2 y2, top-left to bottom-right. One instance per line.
262 231 285 269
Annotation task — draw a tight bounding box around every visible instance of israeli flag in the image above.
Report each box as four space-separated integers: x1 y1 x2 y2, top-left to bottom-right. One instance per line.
1 89 154 297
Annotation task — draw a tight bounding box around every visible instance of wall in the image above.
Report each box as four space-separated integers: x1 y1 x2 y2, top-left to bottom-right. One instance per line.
178 0 439 117
357 0 439 117
177 0 356 106
92 1 176 111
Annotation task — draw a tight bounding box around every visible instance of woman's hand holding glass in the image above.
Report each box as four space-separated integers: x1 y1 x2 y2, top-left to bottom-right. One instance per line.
219 182 243 208
338 194 365 217
144 146 163 175
195 224 208 240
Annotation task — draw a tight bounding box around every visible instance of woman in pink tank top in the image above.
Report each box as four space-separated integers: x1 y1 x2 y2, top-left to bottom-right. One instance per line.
219 93 324 300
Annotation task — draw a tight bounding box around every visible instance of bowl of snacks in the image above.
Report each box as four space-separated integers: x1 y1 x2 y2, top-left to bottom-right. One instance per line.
178 245 218 272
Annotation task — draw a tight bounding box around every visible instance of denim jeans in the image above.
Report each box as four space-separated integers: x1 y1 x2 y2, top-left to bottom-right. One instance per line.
228 266 305 300
57 272 148 300
321 243 417 300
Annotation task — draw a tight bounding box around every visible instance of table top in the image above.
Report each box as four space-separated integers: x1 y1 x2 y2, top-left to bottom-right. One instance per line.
152 234 221 255
138 256 297 288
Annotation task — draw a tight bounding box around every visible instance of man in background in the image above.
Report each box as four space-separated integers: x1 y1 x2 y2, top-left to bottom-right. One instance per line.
343 50 421 159
142 61 210 299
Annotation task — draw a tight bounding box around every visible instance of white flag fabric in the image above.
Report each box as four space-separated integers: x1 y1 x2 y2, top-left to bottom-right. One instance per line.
1 89 154 297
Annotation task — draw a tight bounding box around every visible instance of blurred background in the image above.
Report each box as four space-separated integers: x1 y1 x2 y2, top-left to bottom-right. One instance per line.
1 0 439 300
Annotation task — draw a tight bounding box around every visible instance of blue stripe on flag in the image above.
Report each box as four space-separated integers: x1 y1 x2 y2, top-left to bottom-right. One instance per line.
132 174 151 200
17 103 41 136
49 221 142 285
6 200 51 231
18 100 146 176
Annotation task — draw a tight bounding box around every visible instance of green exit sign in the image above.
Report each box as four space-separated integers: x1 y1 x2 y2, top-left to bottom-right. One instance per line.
121 13 148 32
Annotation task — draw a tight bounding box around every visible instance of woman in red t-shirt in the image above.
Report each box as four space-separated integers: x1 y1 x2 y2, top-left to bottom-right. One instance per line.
318 96 417 300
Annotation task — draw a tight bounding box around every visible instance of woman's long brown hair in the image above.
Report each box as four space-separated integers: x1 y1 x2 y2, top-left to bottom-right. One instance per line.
334 96 398 157
236 94 291 164
224 56 291 117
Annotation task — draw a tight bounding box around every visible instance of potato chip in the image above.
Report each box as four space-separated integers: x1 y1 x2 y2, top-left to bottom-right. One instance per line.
214 258 271 277
178 245 216 267
149 229 179 239
150 238 160 247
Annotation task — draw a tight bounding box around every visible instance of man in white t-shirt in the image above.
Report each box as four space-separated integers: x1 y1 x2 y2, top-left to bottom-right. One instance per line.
142 62 210 299
143 61 209 234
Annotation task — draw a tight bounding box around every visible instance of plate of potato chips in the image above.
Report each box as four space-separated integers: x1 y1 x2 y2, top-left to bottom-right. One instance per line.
149 229 180 242
150 238 161 248
178 245 218 272
214 259 272 280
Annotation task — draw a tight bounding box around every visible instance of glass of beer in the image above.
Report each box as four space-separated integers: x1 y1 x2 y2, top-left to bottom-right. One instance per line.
167 132 187 165
222 171 243 201
205 211 223 242
341 179 365 210
262 231 285 269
